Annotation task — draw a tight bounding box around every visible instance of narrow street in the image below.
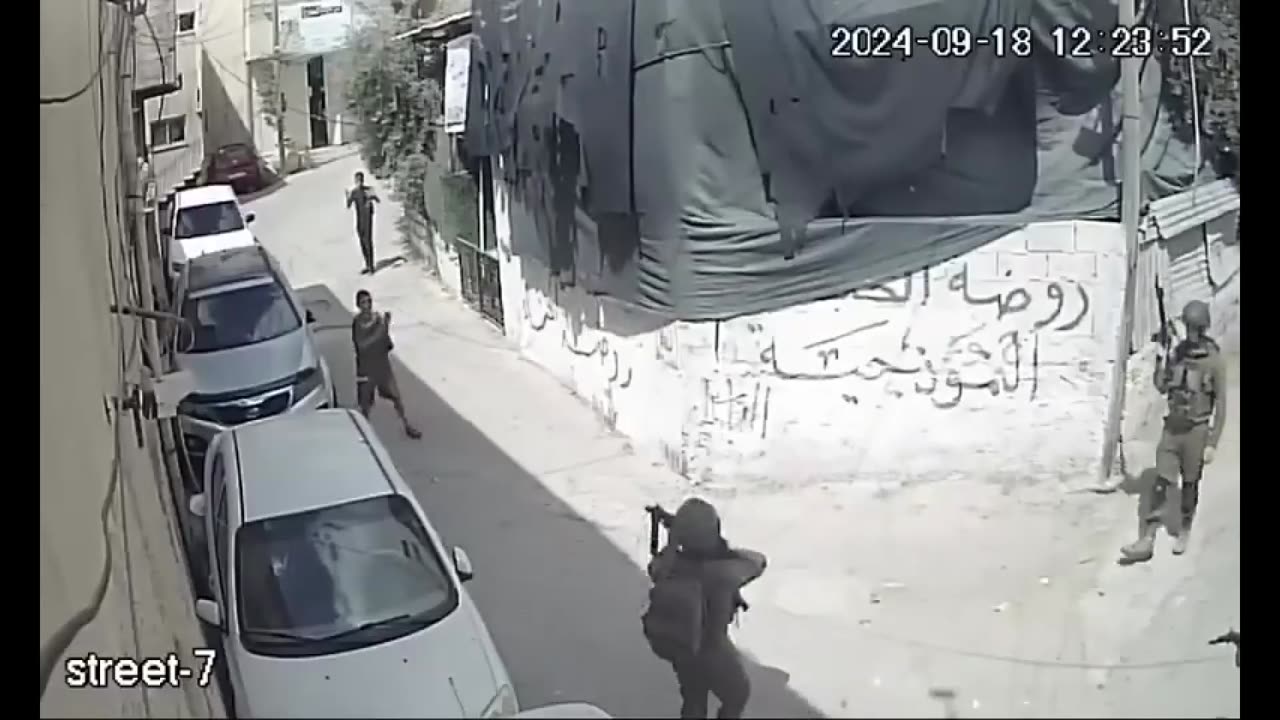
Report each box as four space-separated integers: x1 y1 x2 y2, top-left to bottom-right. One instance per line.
245 150 820 718
243 151 1239 719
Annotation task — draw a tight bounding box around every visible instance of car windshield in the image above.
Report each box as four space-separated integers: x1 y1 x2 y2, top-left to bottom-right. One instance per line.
180 279 300 353
175 201 245 239
235 495 458 656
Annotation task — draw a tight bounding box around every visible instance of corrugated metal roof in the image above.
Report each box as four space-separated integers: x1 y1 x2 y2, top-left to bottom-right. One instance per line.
392 0 471 40
1146 179 1241 240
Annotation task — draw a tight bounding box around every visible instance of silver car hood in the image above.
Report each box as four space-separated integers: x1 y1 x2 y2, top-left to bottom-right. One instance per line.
234 605 504 718
176 329 316 397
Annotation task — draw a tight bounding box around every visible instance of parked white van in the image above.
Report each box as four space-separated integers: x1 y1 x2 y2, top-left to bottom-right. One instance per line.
188 409 517 718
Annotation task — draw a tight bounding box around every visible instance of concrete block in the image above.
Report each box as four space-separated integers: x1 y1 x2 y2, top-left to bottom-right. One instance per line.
1047 251 1099 281
997 252 1050 280
1024 223 1076 252
1072 223 1125 254
963 251 1000 281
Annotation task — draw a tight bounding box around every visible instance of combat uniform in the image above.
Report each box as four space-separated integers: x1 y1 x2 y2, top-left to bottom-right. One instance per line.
1122 300 1228 560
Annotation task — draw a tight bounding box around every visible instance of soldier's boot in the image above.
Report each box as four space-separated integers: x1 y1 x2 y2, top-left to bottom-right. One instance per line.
1120 527 1157 562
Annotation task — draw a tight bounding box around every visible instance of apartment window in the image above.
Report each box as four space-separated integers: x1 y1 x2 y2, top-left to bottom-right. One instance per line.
150 115 187 148
177 11 196 34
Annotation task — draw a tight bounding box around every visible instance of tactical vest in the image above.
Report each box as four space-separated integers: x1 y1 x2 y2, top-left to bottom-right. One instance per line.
1165 339 1219 426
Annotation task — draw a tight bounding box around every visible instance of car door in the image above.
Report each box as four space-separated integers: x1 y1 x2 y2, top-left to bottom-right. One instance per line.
203 438 227 592
205 445 244 711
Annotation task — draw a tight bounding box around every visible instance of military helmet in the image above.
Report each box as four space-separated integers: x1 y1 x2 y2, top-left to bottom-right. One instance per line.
1181 300 1211 330
671 497 722 554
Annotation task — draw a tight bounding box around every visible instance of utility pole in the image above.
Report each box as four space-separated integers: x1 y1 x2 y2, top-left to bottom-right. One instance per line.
1099 0 1145 486
272 0 287 174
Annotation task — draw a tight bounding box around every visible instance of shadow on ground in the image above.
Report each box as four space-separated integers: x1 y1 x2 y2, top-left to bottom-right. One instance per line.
238 174 289 204
297 283 821 719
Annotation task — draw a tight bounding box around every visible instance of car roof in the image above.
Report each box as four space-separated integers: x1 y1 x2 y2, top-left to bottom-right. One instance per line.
233 409 396 523
172 229 259 264
176 184 239 209
186 245 275 292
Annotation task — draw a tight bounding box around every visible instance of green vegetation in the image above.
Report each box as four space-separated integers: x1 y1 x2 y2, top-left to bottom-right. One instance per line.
347 7 442 221
1160 0 1239 179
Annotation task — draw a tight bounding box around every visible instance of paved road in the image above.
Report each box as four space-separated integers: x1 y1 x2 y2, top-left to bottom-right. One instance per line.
242 152 820 719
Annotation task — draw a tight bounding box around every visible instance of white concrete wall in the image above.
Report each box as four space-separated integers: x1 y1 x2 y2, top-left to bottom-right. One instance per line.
41 0 223 715
146 0 205 198
199 0 254 150
246 58 309 161
322 49 352 146
494 174 1144 488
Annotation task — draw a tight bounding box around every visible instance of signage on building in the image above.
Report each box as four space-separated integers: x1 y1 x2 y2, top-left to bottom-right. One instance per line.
443 35 471 134
279 1 356 57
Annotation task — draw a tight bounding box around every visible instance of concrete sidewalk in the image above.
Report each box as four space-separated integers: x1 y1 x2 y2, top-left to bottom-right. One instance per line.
248 154 1238 718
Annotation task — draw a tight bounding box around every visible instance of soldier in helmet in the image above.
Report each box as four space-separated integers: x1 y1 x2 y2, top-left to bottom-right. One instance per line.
1121 300 1228 561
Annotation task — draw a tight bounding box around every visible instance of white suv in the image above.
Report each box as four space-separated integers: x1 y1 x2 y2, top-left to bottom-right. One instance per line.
188 409 517 718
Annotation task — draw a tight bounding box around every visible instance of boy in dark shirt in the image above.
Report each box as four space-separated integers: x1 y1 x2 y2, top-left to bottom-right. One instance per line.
346 171 380 274
352 289 421 439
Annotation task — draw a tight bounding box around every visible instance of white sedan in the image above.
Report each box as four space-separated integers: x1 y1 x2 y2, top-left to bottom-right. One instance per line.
188 409 517 717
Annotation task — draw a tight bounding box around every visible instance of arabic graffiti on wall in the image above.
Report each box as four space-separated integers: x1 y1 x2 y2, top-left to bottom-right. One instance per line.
522 286 634 390
699 377 771 439
751 257 1096 409
656 324 679 370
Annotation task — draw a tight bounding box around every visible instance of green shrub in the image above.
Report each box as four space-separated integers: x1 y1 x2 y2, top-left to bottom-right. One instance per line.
347 7 442 219
1160 0 1239 179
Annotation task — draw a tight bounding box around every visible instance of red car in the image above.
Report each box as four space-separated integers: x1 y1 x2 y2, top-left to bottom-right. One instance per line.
204 143 268 194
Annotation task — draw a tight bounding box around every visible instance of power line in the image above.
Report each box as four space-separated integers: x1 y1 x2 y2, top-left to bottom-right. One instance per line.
40 2 110 105
141 11 170 145
39 5 141 699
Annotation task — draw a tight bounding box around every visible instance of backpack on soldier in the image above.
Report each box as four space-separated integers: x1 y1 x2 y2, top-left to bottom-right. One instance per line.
642 565 706 664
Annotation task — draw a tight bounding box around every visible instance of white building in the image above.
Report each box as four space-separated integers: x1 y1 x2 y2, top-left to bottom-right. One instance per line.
244 0 360 163
134 0 205 201
199 0 364 170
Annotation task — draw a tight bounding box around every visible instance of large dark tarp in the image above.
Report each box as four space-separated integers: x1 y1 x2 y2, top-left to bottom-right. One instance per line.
464 0 1210 321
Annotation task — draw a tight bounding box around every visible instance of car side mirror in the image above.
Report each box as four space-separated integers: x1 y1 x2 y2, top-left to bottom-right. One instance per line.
244 212 256 224
452 547 474 582
194 598 224 628
305 309 317 324
188 493 207 517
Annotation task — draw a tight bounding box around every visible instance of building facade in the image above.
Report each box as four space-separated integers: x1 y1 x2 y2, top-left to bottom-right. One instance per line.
134 0 206 201
40 0 224 715
489 177 1240 489
244 0 359 163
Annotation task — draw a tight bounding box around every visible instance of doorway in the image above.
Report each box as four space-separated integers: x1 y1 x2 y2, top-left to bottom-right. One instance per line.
306 56 330 148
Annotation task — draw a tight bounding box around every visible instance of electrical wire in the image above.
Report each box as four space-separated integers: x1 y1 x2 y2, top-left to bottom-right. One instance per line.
39 5 140 699
39 2 110 106
1181 0 1204 192
142 11 170 145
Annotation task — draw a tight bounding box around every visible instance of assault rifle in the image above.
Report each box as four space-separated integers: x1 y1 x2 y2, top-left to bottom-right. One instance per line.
1209 629 1240 668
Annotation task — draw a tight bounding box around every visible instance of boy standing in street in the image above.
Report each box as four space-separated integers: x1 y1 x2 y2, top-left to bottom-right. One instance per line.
346 171 380 274
352 289 421 439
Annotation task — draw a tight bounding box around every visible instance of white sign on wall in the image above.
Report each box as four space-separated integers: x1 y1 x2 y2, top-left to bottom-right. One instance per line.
279 1 354 57
443 35 471 134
